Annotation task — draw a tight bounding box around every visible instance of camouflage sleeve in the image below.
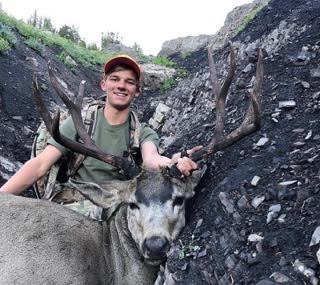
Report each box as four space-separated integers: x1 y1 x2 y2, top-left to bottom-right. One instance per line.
47 116 77 156
140 123 159 149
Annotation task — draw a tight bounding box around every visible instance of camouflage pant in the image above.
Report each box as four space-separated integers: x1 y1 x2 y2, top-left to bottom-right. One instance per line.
63 200 104 221
48 182 105 221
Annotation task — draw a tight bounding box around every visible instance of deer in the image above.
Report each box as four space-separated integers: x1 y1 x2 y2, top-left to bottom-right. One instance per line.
0 43 263 285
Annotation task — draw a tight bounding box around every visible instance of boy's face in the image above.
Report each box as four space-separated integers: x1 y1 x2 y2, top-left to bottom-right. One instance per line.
101 69 140 110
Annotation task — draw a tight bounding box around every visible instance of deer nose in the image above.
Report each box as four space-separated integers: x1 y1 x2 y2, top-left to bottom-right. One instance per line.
143 236 169 258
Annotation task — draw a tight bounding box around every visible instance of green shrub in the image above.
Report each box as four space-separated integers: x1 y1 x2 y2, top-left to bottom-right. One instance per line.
176 68 188 78
153 56 176 68
0 36 10 52
136 53 151 64
58 51 77 72
25 37 44 54
0 12 17 27
160 78 176 92
181 51 192 59
16 21 42 39
0 23 17 46
236 5 264 34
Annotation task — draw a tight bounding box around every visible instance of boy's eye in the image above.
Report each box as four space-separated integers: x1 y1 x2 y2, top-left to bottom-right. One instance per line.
126 80 136 85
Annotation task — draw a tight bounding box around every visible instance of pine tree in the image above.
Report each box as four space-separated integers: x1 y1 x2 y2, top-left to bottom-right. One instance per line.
43 17 54 32
32 10 38 27
58 25 81 44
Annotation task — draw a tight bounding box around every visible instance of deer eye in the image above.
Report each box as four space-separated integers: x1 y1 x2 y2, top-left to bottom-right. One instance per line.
129 203 140 210
172 196 184 207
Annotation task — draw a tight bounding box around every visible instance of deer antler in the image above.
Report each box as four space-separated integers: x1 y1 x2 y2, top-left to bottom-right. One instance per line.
32 63 140 179
190 42 264 162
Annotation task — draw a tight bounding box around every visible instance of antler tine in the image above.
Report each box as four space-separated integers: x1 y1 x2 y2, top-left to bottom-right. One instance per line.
191 47 264 162
75 80 86 107
207 45 221 101
32 73 70 148
32 67 140 179
32 73 56 133
47 63 92 145
225 48 264 141
211 41 237 139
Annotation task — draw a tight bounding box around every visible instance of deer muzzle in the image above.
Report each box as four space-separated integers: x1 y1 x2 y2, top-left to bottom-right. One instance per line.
142 235 170 263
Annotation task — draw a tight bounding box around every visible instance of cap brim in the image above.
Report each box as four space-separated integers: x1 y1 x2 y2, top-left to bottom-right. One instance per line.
104 55 141 80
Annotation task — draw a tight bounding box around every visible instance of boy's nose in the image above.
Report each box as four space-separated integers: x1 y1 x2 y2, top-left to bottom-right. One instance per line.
116 80 126 89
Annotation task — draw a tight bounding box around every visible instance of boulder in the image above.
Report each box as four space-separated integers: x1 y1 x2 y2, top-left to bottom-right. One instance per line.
142 64 176 90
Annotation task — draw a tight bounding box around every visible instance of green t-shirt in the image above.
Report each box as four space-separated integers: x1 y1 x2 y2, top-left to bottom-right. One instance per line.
48 108 159 184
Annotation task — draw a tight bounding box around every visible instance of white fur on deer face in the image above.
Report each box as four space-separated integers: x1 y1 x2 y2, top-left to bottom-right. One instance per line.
127 171 196 265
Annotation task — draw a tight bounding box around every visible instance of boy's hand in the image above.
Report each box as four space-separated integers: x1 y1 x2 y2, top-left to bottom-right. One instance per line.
171 146 203 177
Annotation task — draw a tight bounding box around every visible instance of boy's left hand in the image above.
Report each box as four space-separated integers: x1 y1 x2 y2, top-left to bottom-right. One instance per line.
171 145 203 177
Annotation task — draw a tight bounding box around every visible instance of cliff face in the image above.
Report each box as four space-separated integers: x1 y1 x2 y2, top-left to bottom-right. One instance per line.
1 0 320 283
158 0 270 57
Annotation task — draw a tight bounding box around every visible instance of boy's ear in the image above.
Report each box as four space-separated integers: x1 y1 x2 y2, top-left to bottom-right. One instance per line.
135 82 141 97
100 79 107 91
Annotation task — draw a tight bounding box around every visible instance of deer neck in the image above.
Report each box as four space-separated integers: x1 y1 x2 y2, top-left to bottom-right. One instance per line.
102 206 159 285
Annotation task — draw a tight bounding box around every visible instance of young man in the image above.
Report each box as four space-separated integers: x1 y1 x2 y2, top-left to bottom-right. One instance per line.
0 55 199 196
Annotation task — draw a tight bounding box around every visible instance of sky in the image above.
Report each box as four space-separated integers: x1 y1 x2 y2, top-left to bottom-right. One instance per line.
0 0 253 55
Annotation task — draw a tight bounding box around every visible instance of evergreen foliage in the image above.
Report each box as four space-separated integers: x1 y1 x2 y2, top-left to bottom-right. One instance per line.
101 31 122 50
58 25 82 44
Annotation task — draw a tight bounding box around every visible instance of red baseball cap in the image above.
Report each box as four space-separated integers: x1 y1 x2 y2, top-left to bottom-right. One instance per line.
104 54 142 80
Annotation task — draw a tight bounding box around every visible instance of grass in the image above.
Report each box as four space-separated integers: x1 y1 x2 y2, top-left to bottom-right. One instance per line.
160 78 176 92
0 36 10 52
58 51 77 72
0 23 17 46
25 37 44 54
0 11 114 70
178 235 201 259
153 55 176 68
236 5 265 34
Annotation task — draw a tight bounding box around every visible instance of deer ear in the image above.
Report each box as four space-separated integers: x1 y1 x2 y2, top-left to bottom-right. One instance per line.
189 165 207 189
69 179 133 209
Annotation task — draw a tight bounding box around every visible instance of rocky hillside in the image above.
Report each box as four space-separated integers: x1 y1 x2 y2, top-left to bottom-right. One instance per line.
1 0 320 283
0 30 102 184
140 0 320 283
